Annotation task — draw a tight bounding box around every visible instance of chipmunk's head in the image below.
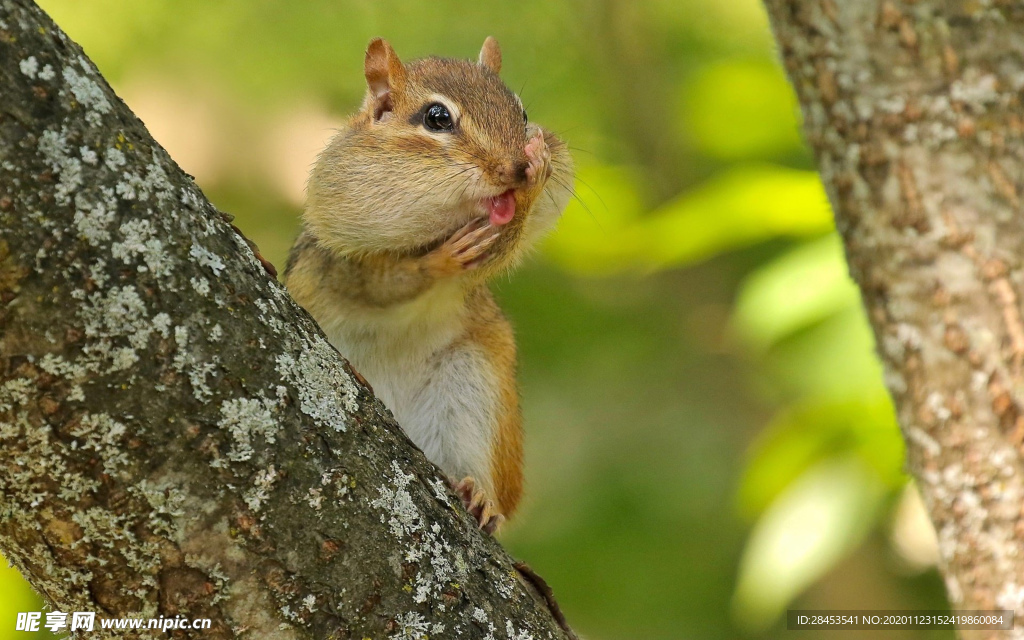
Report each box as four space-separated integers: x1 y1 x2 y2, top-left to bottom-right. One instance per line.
305 37 573 263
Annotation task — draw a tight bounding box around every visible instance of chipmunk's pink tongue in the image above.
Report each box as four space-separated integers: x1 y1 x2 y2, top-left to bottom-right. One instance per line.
486 190 516 226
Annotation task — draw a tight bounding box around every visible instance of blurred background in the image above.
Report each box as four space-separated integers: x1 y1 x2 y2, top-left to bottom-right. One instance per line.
6 1 954 638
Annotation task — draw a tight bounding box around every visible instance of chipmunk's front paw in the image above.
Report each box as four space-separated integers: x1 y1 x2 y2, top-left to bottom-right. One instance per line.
451 476 504 534
427 218 500 274
524 129 552 188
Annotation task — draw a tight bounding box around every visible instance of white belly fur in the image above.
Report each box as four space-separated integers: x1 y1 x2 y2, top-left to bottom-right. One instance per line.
319 281 498 491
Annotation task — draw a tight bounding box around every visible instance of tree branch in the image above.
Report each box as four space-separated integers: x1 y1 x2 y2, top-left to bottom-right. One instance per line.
764 0 1024 627
0 1 572 637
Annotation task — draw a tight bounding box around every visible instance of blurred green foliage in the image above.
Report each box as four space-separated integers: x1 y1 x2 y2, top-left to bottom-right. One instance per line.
681 60 806 161
2 1 952 638
545 165 831 274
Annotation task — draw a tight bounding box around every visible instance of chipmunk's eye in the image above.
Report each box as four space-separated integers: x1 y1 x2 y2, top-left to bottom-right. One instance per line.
423 103 454 132
523 109 528 125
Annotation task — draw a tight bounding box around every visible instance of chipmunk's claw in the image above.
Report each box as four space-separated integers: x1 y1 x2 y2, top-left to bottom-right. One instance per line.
441 219 501 270
451 476 504 534
524 129 551 187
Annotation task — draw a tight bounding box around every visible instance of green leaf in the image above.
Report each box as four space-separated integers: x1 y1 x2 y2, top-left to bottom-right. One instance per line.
732 234 861 351
681 59 805 160
643 165 832 267
542 164 833 275
732 457 887 632
764 306 886 399
737 396 905 519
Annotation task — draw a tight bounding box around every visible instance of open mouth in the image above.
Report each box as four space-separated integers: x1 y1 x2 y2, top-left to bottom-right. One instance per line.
484 189 516 226
415 189 517 258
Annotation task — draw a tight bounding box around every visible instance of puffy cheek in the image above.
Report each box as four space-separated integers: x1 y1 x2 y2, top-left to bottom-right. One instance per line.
304 163 418 252
305 136 488 252
407 164 491 228
360 169 480 250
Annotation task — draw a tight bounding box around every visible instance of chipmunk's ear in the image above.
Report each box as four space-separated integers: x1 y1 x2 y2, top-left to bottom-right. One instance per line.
364 38 406 121
478 36 501 74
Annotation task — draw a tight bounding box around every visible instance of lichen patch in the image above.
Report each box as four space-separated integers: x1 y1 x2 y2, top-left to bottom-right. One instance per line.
62 59 110 126
110 218 172 277
218 396 281 463
371 462 469 606
275 335 358 433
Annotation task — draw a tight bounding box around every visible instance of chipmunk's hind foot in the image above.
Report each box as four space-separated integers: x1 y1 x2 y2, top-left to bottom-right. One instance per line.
451 476 504 534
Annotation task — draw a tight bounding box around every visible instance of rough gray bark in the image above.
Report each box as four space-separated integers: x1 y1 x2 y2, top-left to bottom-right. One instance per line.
764 0 1024 636
0 1 572 638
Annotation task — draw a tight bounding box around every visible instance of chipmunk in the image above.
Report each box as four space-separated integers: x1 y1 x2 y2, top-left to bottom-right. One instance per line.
284 37 573 532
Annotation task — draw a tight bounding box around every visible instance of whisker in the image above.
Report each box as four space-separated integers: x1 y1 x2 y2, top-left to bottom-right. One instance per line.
567 145 596 157
549 174 600 226
569 174 608 213
441 169 477 210
415 165 478 210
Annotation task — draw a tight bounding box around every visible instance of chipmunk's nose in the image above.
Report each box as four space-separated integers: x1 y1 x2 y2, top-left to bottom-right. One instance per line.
514 161 529 183
498 161 529 186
